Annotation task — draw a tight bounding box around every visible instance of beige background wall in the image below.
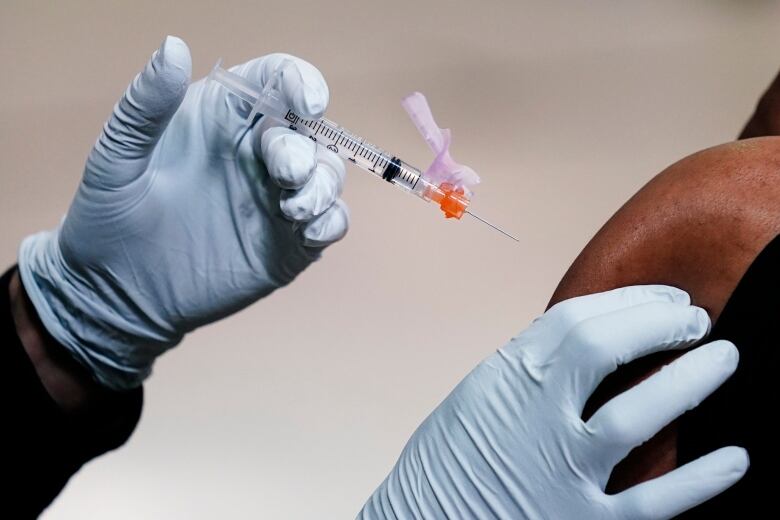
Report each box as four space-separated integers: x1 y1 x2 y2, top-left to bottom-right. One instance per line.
2 1 780 518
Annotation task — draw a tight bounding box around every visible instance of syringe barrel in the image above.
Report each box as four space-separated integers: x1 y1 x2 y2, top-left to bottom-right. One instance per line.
278 111 401 176
276 110 468 218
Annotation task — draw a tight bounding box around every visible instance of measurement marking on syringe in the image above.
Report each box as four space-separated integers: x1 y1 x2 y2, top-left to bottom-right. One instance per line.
278 113 416 188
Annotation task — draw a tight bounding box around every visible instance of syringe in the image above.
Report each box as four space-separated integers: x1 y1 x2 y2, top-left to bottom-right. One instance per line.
208 60 518 241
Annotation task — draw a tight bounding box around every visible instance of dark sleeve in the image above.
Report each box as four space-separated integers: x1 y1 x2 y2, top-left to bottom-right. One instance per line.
1 266 144 518
677 235 780 517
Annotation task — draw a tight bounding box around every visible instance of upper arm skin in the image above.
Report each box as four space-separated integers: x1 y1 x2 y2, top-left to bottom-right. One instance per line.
548 136 780 491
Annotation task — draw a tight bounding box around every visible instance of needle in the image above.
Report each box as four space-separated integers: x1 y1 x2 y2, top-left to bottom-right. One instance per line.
465 210 519 242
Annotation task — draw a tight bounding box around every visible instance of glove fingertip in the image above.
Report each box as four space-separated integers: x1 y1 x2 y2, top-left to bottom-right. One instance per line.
302 200 350 247
643 284 691 306
285 59 329 119
704 340 739 374
262 128 317 189
720 446 750 477
152 36 192 99
300 83 329 119
158 36 192 75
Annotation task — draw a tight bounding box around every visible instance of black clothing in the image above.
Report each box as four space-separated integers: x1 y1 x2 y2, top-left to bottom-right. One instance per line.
1 267 143 518
678 235 780 517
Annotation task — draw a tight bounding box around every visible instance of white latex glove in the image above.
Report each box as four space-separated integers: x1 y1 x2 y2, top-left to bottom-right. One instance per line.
360 286 749 520
18 36 348 389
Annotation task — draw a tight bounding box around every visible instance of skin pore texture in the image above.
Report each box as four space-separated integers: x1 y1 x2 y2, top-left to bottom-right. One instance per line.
548 69 780 491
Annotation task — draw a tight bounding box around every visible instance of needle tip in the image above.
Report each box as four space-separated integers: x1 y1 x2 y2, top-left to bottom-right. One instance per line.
465 210 520 242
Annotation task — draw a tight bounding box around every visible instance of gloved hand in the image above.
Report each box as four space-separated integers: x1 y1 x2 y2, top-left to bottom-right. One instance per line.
360 286 749 520
18 36 348 389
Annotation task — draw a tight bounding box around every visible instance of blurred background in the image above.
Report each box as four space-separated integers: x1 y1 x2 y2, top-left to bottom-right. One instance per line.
2 1 780 518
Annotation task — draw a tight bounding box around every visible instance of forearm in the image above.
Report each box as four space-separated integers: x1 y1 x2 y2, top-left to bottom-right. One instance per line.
3 266 144 515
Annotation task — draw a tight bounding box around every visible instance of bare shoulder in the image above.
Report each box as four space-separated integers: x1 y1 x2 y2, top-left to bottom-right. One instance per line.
550 136 780 321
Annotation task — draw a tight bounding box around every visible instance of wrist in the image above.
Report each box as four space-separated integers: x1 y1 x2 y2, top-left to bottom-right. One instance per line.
9 269 106 412
19 230 174 389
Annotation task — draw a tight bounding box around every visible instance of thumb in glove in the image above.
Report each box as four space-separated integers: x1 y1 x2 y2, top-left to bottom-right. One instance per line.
84 35 192 190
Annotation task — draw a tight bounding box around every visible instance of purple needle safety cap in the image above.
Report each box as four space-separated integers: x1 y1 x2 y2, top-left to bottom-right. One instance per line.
401 92 481 193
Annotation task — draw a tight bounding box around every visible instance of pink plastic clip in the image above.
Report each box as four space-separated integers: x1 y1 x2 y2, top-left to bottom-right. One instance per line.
401 92 480 192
